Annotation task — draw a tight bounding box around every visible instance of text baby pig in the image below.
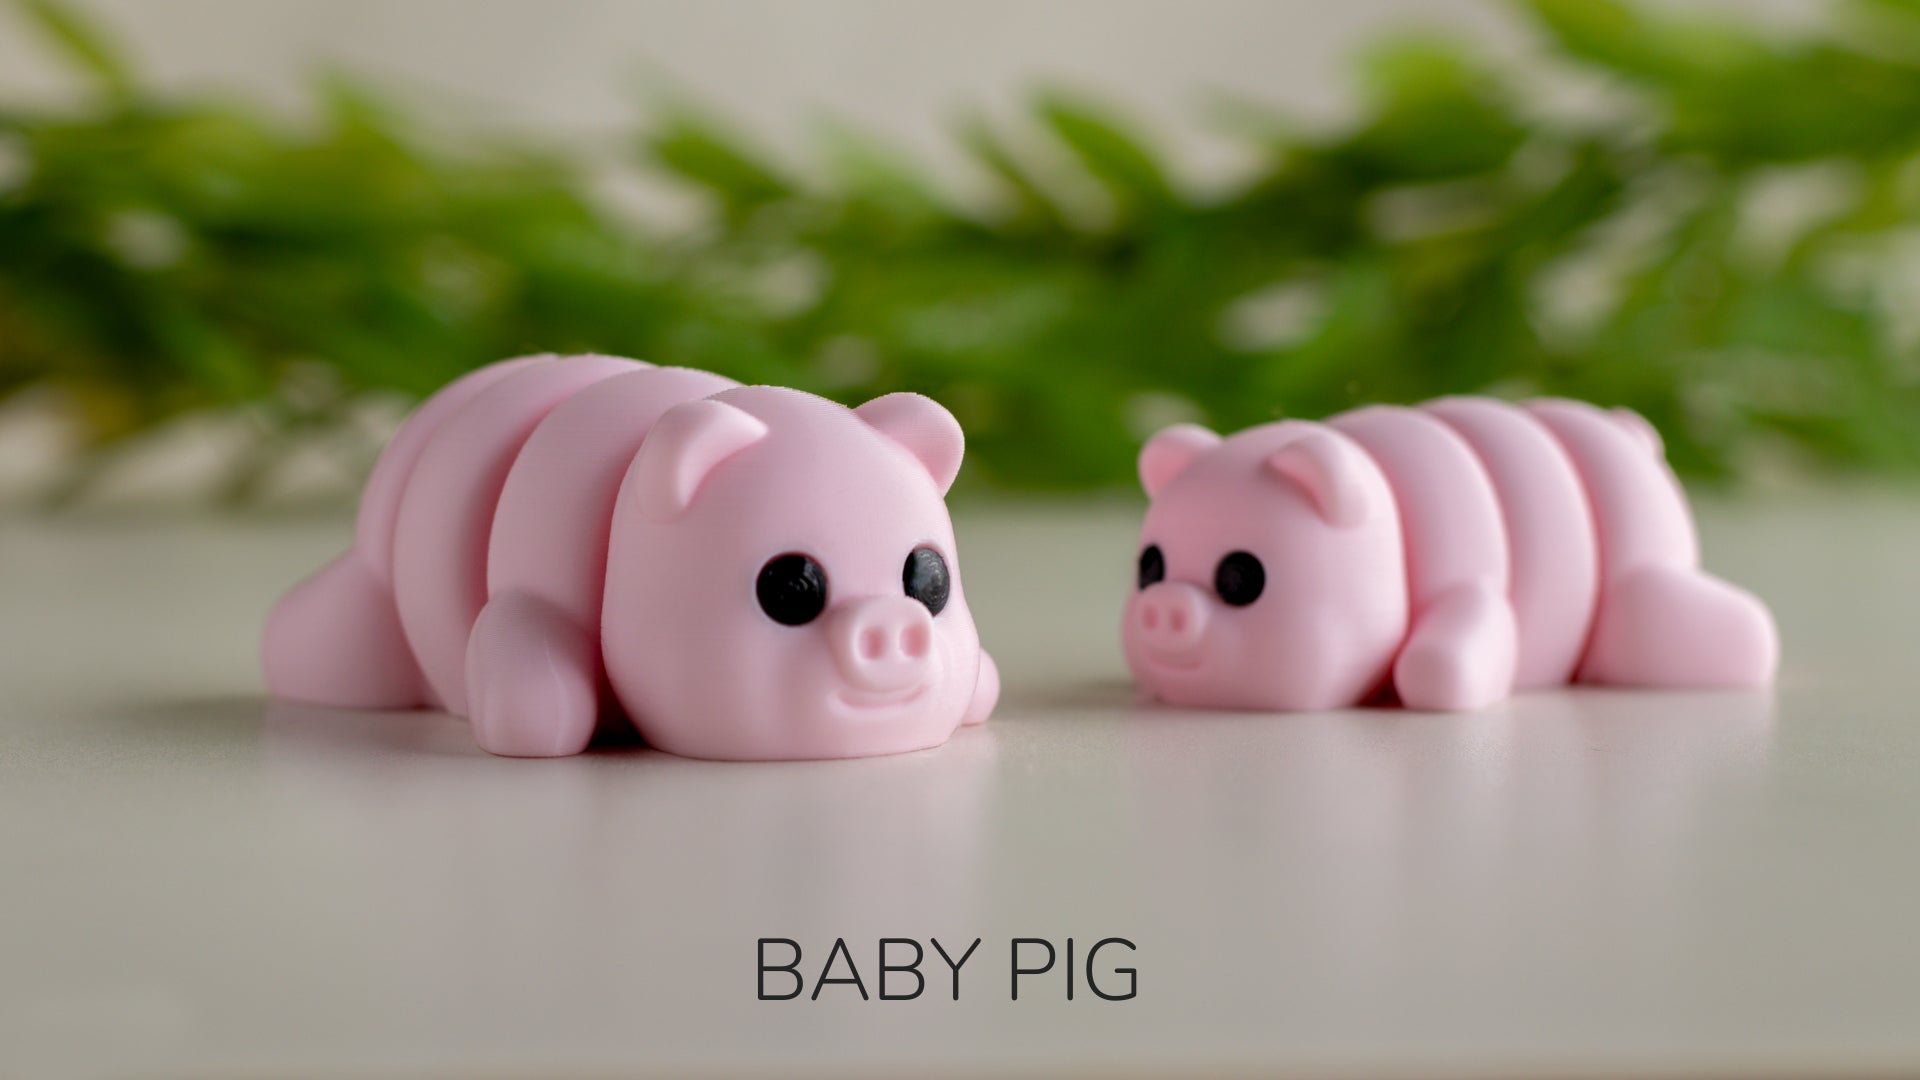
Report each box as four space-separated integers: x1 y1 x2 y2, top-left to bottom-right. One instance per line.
1124 397 1777 712
263 354 998 759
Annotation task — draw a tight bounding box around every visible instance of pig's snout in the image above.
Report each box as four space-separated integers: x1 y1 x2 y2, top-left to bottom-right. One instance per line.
828 596 935 697
1135 582 1210 656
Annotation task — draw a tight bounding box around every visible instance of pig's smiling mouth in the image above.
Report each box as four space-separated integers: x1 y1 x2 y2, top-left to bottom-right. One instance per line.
835 682 932 711
1142 649 1204 673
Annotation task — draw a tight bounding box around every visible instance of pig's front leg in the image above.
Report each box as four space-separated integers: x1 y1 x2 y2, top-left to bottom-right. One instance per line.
962 650 999 726
465 592 600 757
1392 580 1517 712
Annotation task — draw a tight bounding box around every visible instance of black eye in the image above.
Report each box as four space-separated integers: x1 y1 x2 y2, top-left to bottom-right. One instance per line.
757 553 828 626
1137 544 1166 590
903 546 950 615
1214 551 1265 606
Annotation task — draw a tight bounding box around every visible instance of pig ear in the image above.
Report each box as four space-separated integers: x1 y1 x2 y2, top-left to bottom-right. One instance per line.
625 399 769 520
1139 424 1221 498
855 392 964 494
1264 430 1377 528
1611 406 1664 458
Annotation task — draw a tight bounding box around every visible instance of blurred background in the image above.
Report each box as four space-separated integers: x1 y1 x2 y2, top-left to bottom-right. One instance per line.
1 0 1915 507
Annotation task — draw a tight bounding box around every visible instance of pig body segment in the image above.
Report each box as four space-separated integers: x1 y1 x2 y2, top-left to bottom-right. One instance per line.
1125 396 1777 712
1418 397 1599 689
393 354 649 715
264 355 998 759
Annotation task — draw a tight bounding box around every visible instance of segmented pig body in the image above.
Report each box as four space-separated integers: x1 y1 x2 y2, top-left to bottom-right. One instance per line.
363 355 729 714
1332 397 1681 689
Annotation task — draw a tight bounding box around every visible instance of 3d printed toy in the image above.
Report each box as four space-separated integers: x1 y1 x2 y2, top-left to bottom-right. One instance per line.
264 354 997 759
1124 397 1778 712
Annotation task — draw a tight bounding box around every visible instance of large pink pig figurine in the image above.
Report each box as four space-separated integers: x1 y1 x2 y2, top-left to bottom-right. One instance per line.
1124 397 1778 712
264 354 998 759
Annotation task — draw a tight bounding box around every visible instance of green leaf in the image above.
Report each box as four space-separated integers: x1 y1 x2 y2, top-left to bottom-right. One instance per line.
1037 92 1176 215
1518 0 1667 77
644 107 794 217
954 112 1072 232
1345 37 1525 180
15 0 134 100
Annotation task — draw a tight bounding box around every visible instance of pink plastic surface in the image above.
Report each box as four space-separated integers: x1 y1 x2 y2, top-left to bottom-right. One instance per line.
263 355 997 759
1123 397 1779 712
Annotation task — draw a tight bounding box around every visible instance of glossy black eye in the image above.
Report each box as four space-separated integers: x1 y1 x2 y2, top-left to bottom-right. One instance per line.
1214 551 1265 606
757 553 828 626
1137 544 1166 590
903 546 950 615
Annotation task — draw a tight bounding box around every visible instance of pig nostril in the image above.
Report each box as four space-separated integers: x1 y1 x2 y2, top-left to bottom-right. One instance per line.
900 623 929 658
859 627 885 661
1169 608 1187 634
1142 606 1160 630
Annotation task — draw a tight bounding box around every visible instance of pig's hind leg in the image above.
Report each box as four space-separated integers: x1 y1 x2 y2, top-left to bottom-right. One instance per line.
465 592 600 757
261 357 553 711
1582 564 1777 687
1528 400 1777 688
262 551 427 709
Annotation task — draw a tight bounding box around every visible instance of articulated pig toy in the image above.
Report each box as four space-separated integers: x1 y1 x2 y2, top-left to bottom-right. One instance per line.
264 354 998 759
1124 397 1778 712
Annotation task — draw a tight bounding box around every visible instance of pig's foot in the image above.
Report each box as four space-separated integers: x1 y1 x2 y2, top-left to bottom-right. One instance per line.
263 551 425 709
465 592 599 757
1393 580 1517 712
962 651 999 726
1580 565 1778 687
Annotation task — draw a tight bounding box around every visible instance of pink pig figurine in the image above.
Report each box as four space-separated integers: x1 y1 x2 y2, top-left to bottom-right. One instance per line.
1124 397 1778 712
263 354 998 759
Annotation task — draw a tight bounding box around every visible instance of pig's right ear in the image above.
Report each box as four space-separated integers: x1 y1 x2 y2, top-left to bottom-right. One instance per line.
1263 430 1377 529
856 392 965 495
625 399 769 520
1138 424 1221 498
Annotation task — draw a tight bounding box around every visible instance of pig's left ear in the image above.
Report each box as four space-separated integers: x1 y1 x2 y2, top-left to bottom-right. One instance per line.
1263 429 1378 528
1139 424 1222 498
856 393 964 494
625 398 769 520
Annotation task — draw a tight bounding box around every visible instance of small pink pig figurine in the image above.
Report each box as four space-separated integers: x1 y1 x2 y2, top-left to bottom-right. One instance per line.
264 354 998 759
1124 397 1778 712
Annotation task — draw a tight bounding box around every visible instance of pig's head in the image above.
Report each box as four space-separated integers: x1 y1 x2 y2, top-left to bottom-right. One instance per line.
603 386 982 760
1123 421 1409 711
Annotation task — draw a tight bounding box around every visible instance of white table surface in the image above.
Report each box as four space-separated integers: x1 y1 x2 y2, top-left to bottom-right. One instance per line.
3 493 1918 1079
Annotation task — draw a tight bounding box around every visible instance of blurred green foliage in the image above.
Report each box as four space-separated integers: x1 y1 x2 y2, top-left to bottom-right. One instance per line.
4 0 1920 500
